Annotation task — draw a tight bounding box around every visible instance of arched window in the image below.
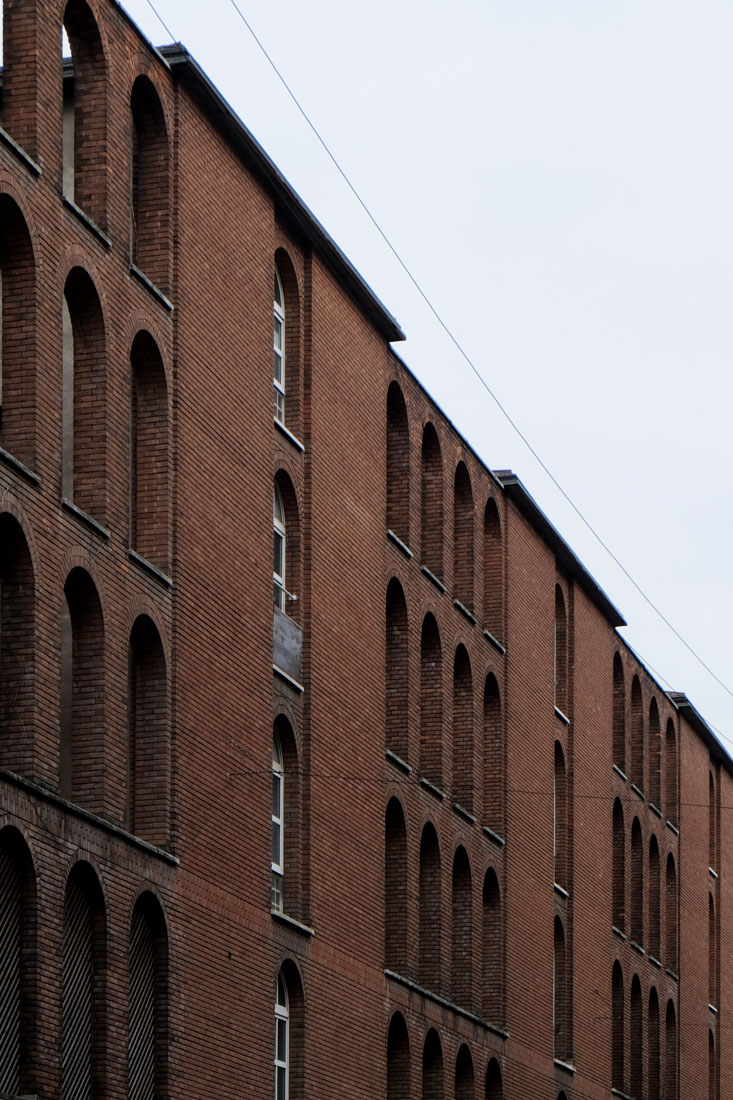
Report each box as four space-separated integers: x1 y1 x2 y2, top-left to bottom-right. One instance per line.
273 474 301 622
665 720 678 827
483 674 503 835
384 799 407 973
613 653 626 772
275 963 303 1100
385 579 409 762
273 482 287 610
455 1045 474 1100
130 76 170 292
274 268 286 424
62 1 107 225
483 498 503 642
630 818 643 947
665 1000 677 1100
272 718 302 918
630 974 642 1098
272 729 284 912
62 863 106 1100
63 268 107 521
553 916 571 1060
485 1059 503 1100
649 698 661 807
61 568 105 811
665 855 678 973
553 741 568 890
387 1013 410 1100
648 987 660 1100
709 770 718 873
275 972 289 1100
128 893 168 1100
0 196 37 467
129 616 168 846
451 847 472 1008
482 868 504 1025
0 515 35 773
631 676 644 792
649 836 660 960
612 962 624 1092
708 893 717 1010
452 646 473 811
453 462 474 609
421 423 443 579
0 828 37 1096
419 824 441 992
130 331 169 571
612 799 625 932
386 383 410 544
420 614 443 789
422 1029 443 1100
554 586 568 716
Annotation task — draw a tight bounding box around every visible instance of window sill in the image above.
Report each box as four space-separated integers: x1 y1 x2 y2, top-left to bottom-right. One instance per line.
612 764 627 781
554 706 570 725
630 783 645 801
271 909 314 937
0 446 41 486
62 196 111 248
128 550 172 588
554 882 569 899
384 969 508 1039
421 565 446 593
649 802 662 819
630 941 645 957
649 955 661 969
612 926 627 941
452 802 475 824
419 777 445 801
553 1059 575 1075
130 265 174 312
709 866 718 880
453 598 476 625
274 418 305 452
0 125 41 176
273 664 304 694
665 968 679 982
611 1090 632 1099
386 529 412 559
61 498 110 539
482 826 505 848
483 629 506 655
709 1003 718 1015
385 750 411 775
666 820 679 836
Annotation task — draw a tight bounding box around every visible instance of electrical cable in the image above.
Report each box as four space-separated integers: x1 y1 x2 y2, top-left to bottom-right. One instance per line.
142 0 175 41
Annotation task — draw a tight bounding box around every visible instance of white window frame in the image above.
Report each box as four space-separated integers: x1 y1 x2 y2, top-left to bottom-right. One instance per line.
274 973 289 1100
274 269 285 424
271 730 284 912
273 483 286 611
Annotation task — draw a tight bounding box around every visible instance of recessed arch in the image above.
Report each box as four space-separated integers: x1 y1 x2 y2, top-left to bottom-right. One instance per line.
630 818 643 946
128 615 168 846
385 579 409 761
0 196 37 466
554 586 568 714
63 267 107 520
387 382 410 544
63 861 107 1099
419 614 443 788
665 999 677 1099
454 1044 474 1100
612 961 624 1092
452 645 473 811
630 974 642 1097
453 461 474 608
554 741 568 890
0 827 37 1095
130 330 169 571
665 854 678 973
131 75 170 292
62 0 108 225
665 719 678 826
485 1058 503 1100
612 652 625 772
61 567 105 810
422 1028 443 1100
649 835 660 959
483 673 503 833
419 823 441 992
0 514 36 773
483 498 503 640
649 697 661 806
385 798 408 972
482 867 504 1024
274 248 302 433
387 1012 410 1100
631 676 644 792
128 891 169 1100
612 798 625 932
649 986 660 1100
421 423 443 579
451 846 472 1007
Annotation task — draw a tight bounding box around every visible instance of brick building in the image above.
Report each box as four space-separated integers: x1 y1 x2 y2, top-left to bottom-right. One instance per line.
0 0 728 1097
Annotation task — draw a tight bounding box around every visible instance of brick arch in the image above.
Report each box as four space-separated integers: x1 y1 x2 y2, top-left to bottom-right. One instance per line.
123 310 172 387
387 381 411 545
130 74 171 293
385 797 408 973
0 513 36 775
630 973 643 1096
485 1058 503 1100
612 961 624 1092
483 672 503 834
421 422 443 579
0 194 38 467
128 615 169 848
649 985 660 1100
274 247 302 435
453 461 474 609
387 1011 411 1100
130 329 170 571
275 468 302 625
419 822 442 992
455 1044 474 1100
422 1028 443 1100
419 613 443 788
482 866 504 1024
273 714 303 919
630 676 644 792
386 578 409 762
61 567 105 810
451 845 473 1008
128 889 169 1100
62 859 108 1099
630 817 644 946
649 697 661 807
452 644 473 811
482 496 503 641
0 825 38 1096
62 0 108 226
612 798 625 932
612 652 626 772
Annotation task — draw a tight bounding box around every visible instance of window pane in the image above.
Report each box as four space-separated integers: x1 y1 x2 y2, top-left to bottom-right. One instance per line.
277 1018 287 1061
272 772 281 818
274 531 283 576
271 820 281 866
276 1065 287 1100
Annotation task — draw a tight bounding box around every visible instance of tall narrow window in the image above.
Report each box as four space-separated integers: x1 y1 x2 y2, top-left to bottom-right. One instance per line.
62 864 106 1100
0 196 37 467
273 474 301 623
708 770 718 873
612 799 625 932
553 917 570 1060
0 515 35 774
482 869 504 1025
419 615 443 789
421 423 443 579
631 676 644 792
665 720 678 827
612 962 624 1093
63 269 107 521
630 975 642 1098
648 987 660 1100
422 1029 444 1100
129 616 168 847
665 1000 677 1100
128 894 168 1100
62 1 108 225
273 483 287 611
274 973 289 1100
61 568 105 813
483 498 503 641
453 462 474 609
452 646 473 811
613 653 626 772
0 829 37 1097
385 580 409 762
419 824 441 992
554 742 568 890
708 893 717 1010
271 730 284 912
385 799 408 972
386 382 410 543
665 855 678 973
483 674 503 835
451 847 472 1009
130 331 169 571
709 1029 717 1100
131 76 170 292
387 1013 410 1100
274 268 285 424
649 836 660 960
648 698 661 807
630 818 643 947
554 586 568 716
485 1059 503 1100
455 1046 474 1100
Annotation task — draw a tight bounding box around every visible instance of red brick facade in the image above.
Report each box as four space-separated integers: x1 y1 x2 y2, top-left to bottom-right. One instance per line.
0 1 728 1097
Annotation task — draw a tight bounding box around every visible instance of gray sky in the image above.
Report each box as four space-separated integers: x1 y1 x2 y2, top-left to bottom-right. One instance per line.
13 1 733 745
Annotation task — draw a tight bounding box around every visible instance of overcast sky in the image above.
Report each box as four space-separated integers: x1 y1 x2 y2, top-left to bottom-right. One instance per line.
11 1 733 745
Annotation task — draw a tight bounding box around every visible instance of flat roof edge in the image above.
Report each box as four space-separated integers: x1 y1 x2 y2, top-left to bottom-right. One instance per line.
495 470 626 629
159 45 405 345
667 693 733 776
